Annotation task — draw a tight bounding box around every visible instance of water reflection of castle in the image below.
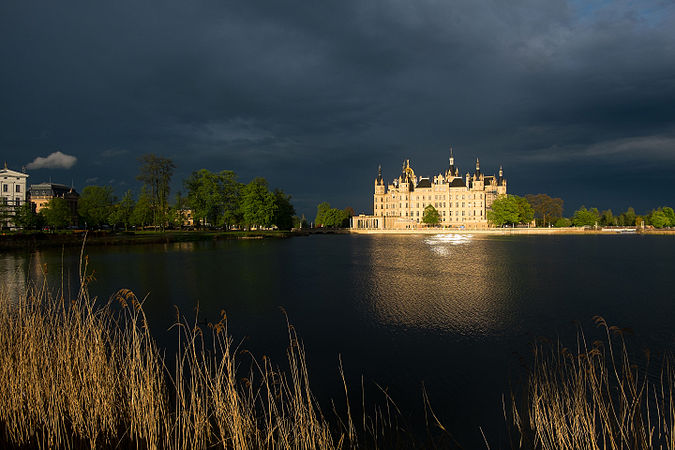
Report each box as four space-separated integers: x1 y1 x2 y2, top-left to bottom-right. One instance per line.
352 149 506 230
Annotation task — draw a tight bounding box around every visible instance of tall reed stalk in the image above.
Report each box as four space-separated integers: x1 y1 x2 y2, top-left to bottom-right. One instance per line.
509 316 674 450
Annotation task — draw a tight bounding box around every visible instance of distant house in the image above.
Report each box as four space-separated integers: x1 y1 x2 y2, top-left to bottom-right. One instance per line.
0 162 29 229
29 182 80 227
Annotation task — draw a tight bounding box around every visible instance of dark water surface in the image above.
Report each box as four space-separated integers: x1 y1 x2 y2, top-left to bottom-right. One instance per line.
2 234 674 447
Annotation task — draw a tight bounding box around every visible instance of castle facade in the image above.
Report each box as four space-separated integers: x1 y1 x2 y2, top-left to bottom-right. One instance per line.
352 149 506 230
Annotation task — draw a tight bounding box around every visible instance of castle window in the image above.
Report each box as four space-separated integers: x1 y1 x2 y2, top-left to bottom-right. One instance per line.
2 185 6 192
16 185 20 193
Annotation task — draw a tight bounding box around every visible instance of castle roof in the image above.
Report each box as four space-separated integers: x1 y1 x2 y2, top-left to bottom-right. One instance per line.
448 178 466 187
416 178 432 188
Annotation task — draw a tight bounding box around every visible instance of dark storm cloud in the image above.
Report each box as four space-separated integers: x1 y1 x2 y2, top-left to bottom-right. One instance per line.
1 0 674 215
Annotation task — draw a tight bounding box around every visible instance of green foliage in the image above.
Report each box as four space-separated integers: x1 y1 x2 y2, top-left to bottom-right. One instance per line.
323 208 349 227
241 177 277 229
42 198 72 229
137 154 175 228
314 202 331 227
650 210 669 228
648 207 674 228
618 207 636 226
514 196 534 224
599 209 616 226
525 193 564 227
109 190 135 231
487 195 533 226
554 217 572 227
422 205 440 225
184 169 242 228
662 207 675 227
131 188 153 228
572 206 600 227
78 185 115 228
13 203 41 229
313 202 350 228
272 189 295 230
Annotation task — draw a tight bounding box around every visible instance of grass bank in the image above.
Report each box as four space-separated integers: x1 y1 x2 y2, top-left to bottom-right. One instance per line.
0 254 672 448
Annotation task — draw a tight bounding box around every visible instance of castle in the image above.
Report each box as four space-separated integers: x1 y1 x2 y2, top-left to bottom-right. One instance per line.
351 149 506 230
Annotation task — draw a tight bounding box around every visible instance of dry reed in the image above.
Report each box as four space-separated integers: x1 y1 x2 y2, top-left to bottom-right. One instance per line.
509 316 675 450
0 251 419 449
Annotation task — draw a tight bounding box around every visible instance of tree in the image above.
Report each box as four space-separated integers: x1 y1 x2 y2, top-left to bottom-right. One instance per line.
422 205 440 225
314 202 331 227
525 193 564 227
13 203 41 229
514 196 534 225
487 195 520 227
599 209 616 227
78 185 115 229
659 207 674 227
554 217 572 227
42 197 72 229
272 189 295 230
651 210 669 228
322 208 348 227
137 154 175 229
109 190 135 231
184 169 224 227
184 169 242 228
572 206 600 227
342 207 355 228
131 188 153 228
619 207 636 226
241 177 277 229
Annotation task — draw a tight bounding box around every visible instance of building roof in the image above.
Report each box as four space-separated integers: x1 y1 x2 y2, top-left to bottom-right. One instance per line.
416 178 432 188
449 178 466 187
29 183 79 197
0 168 29 178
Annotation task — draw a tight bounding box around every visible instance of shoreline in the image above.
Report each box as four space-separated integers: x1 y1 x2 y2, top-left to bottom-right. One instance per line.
349 227 675 235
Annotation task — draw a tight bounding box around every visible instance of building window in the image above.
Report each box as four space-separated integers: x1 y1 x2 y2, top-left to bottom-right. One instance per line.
2 185 6 192
16 185 20 193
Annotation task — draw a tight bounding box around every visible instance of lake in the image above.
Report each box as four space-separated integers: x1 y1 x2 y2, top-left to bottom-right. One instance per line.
2 234 674 447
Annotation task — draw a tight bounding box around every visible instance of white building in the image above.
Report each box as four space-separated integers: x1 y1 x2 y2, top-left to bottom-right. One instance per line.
0 163 29 228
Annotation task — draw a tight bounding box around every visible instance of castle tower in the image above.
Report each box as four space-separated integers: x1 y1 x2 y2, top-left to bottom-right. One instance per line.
375 165 385 194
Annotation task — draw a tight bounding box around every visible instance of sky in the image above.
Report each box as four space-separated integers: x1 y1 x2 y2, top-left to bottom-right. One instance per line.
1 0 674 217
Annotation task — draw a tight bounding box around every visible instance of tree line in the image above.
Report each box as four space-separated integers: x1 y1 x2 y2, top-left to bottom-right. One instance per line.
487 193 675 228
12 154 298 231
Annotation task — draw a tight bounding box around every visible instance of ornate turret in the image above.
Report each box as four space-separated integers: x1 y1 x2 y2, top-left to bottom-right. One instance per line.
474 158 481 178
446 147 460 179
374 164 386 195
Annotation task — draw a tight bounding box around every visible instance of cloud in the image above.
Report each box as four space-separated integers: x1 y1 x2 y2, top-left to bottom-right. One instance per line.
523 135 675 162
26 151 77 169
85 177 99 184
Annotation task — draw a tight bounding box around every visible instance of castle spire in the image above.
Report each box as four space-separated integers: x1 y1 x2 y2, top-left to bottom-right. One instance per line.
3 161 6 170
475 158 480 171
499 165 503 177
449 147 454 166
